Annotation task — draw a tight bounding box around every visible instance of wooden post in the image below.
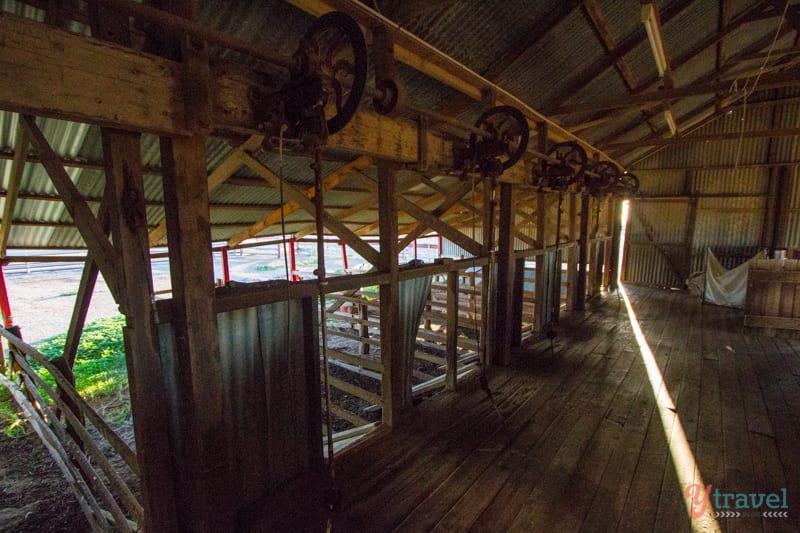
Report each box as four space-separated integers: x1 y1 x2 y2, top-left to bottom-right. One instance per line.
608 198 622 292
684 196 698 281
534 190 547 331
494 182 515 366
482 178 495 364
378 159 402 425
360 304 370 355
511 257 525 348
161 135 233 531
445 263 458 391
0 122 28 257
86 7 179 531
534 121 548 330
575 191 590 311
102 130 180 532
602 197 614 289
566 191 578 309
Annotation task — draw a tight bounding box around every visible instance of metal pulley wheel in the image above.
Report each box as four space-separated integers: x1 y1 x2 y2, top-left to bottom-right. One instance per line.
615 172 640 196
301 11 368 135
586 161 620 196
544 141 587 188
373 79 402 116
470 105 530 172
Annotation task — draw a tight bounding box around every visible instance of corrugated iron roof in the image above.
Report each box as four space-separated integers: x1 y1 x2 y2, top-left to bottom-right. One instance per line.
0 0 797 253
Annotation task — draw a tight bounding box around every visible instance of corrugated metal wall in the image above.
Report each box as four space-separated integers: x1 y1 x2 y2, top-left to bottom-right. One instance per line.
624 97 797 287
157 298 322 509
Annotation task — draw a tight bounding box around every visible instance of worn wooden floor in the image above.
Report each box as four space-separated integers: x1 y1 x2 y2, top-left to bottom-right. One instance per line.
323 285 800 532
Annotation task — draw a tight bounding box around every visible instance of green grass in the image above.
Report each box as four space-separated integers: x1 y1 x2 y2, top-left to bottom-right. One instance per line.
1 315 130 438
0 387 25 438
35 315 128 400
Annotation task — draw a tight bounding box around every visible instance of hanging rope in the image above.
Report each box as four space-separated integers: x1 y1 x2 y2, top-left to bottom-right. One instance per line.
469 172 502 419
311 147 340 531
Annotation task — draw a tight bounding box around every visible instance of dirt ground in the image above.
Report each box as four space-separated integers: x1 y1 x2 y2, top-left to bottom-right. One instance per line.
0 417 90 532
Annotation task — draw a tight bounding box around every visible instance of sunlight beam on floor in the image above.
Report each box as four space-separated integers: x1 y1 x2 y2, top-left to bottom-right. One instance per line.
620 286 720 532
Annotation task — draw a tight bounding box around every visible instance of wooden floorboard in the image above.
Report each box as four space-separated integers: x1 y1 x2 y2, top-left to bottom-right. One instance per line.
320 285 800 533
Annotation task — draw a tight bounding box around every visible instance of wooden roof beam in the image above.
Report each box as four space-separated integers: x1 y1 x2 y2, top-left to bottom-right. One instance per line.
0 122 29 258
0 13 540 185
21 115 122 301
605 126 800 150
226 155 372 247
541 0 698 115
601 23 795 154
584 0 660 134
148 134 262 245
552 67 800 116
240 152 381 265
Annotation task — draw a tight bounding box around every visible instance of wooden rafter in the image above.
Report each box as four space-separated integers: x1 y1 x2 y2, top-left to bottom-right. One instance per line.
350 171 425 236
552 69 800 116
240 152 380 265
62 185 114 367
583 0 660 133
542 0 697 115
0 121 29 257
609 38 796 161
397 181 474 249
608 126 800 150
148 134 262 245
227 155 372 247
717 0 732 70
20 115 121 301
294 195 377 240
388 0 456 21
587 2 781 147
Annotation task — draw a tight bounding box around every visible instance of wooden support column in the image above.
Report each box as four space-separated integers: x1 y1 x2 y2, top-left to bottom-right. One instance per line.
360 304 370 355
445 260 458 391
377 160 402 426
0 121 28 257
592 199 604 294
511 257 525 347
566 191 578 309
161 135 233 531
608 198 622 292
684 196 698 279
87 10 179 530
481 178 495 364
602 197 614 289
534 190 547 331
494 182 515 366
534 121 548 330
21 116 122 302
575 191 590 311
63 187 114 367
771 167 789 252
102 131 179 532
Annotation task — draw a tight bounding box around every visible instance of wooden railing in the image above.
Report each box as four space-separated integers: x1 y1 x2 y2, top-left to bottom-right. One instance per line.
0 328 142 532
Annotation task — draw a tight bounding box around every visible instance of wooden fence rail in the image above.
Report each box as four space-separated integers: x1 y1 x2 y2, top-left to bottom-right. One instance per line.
0 328 142 531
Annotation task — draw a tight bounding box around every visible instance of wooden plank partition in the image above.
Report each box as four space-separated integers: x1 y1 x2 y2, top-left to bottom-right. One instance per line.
745 259 800 338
